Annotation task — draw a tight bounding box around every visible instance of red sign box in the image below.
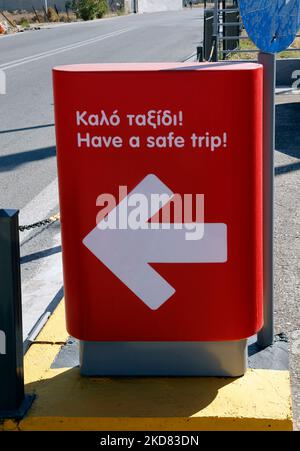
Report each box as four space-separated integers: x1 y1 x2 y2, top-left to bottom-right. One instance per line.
53 63 263 342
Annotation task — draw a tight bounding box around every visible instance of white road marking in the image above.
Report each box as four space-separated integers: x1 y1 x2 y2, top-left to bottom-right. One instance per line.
0 27 134 71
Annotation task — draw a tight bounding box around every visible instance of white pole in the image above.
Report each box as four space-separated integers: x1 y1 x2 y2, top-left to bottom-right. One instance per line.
257 52 276 348
45 0 48 14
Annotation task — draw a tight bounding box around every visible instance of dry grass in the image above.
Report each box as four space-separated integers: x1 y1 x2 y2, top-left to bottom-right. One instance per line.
1 10 77 28
279 36 300 59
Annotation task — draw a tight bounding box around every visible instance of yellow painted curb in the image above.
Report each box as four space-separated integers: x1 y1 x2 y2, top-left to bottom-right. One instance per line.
1 301 293 431
34 301 68 344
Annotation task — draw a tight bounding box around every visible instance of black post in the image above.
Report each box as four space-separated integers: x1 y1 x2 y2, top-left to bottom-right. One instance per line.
197 45 204 62
0 210 31 418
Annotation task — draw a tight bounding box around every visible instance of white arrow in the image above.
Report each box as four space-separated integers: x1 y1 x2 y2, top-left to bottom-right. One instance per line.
83 174 227 310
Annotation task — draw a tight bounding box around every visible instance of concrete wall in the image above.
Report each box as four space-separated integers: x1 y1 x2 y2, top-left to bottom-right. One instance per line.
124 0 134 13
0 1 66 11
135 0 182 14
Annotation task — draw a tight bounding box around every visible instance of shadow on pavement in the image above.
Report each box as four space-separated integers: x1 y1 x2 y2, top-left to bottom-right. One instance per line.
21 245 61 264
0 146 56 172
275 161 300 176
0 124 54 135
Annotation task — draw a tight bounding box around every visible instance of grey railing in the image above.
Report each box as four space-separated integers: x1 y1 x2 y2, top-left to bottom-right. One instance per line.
201 0 300 62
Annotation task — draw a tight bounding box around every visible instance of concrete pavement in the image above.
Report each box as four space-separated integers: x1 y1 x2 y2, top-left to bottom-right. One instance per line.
275 92 300 430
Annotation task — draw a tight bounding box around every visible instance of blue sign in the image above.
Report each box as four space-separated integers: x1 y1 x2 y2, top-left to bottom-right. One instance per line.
238 0 300 53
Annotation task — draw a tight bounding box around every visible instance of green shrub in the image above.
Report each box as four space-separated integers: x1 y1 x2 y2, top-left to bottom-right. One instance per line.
77 0 108 21
95 0 108 18
19 17 30 28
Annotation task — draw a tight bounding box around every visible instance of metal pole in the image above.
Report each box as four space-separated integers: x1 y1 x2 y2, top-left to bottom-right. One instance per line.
257 52 276 348
45 0 48 14
213 0 219 61
0 209 31 418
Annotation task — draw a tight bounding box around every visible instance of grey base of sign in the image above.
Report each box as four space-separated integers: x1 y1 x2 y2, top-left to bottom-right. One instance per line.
79 340 247 377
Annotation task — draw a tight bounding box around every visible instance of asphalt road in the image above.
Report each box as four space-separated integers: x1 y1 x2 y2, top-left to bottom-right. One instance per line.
0 9 204 342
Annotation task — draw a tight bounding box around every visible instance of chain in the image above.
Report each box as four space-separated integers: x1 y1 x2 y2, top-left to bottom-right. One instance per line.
19 213 60 232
